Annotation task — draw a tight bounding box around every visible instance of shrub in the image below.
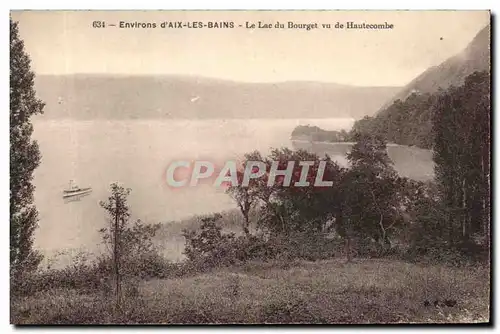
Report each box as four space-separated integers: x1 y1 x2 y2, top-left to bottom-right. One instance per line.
11 251 102 296
182 214 242 269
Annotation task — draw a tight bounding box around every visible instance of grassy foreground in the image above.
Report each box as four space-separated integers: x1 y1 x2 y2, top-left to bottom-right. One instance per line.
11 258 490 324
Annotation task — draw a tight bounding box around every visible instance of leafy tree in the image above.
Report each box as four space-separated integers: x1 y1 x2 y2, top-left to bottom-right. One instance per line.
99 183 160 309
182 213 237 267
336 133 409 259
406 181 447 253
268 150 342 235
245 148 342 237
432 71 490 247
226 151 267 237
10 18 45 277
225 147 344 262
226 170 254 237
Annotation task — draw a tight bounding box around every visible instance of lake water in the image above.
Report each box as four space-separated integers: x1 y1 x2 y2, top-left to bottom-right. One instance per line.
32 118 360 266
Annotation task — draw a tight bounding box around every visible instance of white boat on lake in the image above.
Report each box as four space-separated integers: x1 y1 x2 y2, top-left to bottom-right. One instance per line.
62 180 92 198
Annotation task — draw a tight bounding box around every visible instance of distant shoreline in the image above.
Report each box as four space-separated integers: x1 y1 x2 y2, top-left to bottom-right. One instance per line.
290 138 401 148
290 138 433 151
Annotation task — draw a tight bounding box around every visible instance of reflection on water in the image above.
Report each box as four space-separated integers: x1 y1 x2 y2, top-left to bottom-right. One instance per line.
63 191 92 204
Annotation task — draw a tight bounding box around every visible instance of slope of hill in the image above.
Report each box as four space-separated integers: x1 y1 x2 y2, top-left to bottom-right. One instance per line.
347 24 491 150
378 24 490 111
33 75 399 120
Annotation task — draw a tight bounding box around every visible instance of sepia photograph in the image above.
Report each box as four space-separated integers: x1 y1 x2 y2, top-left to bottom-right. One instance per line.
9 10 491 324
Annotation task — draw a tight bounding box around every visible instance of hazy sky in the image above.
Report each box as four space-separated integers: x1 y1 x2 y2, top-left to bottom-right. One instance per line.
11 10 489 86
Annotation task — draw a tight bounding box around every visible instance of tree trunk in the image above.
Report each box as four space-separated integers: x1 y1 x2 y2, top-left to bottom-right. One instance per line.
447 179 455 244
378 213 386 252
462 177 468 242
272 206 286 235
482 145 490 243
243 225 250 237
113 199 121 311
345 218 353 262
242 210 250 237
345 237 352 262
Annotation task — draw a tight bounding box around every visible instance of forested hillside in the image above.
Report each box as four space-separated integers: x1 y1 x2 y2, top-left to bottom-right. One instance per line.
352 92 435 149
351 71 490 150
352 24 490 149
378 24 490 112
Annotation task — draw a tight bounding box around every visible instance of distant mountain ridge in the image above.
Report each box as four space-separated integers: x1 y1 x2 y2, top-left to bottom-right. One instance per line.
377 24 490 112
33 74 399 120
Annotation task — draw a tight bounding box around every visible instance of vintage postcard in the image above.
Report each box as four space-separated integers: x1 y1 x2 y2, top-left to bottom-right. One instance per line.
10 10 491 324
